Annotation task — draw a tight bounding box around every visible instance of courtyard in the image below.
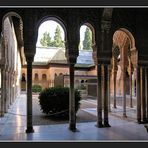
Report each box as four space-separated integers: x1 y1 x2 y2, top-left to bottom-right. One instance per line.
0 93 147 141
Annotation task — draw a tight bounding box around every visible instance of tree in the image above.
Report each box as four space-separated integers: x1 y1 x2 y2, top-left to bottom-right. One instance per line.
52 25 64 48
40 31 52 47
83 27 92 50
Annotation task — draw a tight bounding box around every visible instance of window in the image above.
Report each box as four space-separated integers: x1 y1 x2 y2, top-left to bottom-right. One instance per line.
21 73 26 82
34 73 39 81
42 74 47 81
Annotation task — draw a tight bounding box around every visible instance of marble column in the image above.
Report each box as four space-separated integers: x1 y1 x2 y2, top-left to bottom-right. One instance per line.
112 57 118 108
129 59 133 108
69 62 76 131
26 57 34 133
122 67 127 117
0 36 6 116
8 70 11 106
146 68 148 122
136 66 141 123
96 64 103 127
113 69 117 108
4 69 9 113
103 64 111 127
108 65 111 112
141 67 146 122
0 67 5 116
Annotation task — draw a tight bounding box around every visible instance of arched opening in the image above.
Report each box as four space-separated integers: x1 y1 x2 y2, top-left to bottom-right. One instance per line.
42 74 47 81
0 12 24 116
21 73 26 82
33 18 68 90
111 28 137 120
34 73 39 82
75 23 96 98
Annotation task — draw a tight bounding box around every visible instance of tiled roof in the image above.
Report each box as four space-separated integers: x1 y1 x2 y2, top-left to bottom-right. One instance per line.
33 47 94 67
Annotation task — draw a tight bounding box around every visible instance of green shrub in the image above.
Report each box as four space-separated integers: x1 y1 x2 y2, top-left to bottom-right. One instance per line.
32 84 42 93
38 87 81 118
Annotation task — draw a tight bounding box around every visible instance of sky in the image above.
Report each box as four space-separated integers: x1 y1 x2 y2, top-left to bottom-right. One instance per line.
36 20 87 48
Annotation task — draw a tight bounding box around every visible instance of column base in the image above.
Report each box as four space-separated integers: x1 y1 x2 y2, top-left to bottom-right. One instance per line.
96 122 104 128
130 105 133 108
123 114 127 118
108 109 111 112
0 112 4 117
144 125 148 132
137 119 142 124
143 119 148 123
138 121 148 124
104 121 111 127
26 126 34 133
69 123 76 132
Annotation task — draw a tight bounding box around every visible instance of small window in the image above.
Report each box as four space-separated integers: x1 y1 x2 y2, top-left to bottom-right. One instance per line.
22 73 26 82
42 74 47 81
34 73 39 81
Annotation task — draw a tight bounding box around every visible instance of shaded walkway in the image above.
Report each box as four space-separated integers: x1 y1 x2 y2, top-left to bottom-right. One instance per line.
0 93 148 141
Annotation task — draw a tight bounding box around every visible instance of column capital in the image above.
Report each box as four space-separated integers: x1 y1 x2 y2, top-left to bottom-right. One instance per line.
65 42 79 64
101 20 111 33
26 56 34 63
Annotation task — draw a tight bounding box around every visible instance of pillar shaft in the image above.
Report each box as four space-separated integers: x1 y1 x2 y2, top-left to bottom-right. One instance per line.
103 65 110 127
129 60 133 108
108 66 111 112
4 70 8 113
69 63 76 131
113 70 117 108
26 58 34 133
122 68 127 117
146 68 148 122
141 67 146 122
0 68 5 116
96 64 103 127
137 66 141 123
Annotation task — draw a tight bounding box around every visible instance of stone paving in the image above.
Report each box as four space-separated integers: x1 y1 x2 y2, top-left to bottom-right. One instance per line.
0 93 148 141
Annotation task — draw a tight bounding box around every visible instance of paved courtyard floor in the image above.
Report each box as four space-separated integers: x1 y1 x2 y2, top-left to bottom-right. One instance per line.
0 93 148 141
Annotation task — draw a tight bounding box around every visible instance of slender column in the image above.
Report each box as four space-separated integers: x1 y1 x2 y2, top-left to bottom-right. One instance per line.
4 69 8 112
1 67 5 116
122 67 127 117
10 72 13 104
8 70 11 106
26 57 34 133
141 67 146 122
108 65 111 112
69 63 76 131
146 68 148 122
96 64 103 127
134 69 137 97
137 66 141 123
112 57 118 108
103 65 111 127
0 36 5 116
113 68 117 108
129 59 133 108
12 73 15 102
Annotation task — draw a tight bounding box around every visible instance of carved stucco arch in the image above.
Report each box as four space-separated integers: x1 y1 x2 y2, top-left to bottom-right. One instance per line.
36 16 67 44
79 22 95 49
113 28 137 68
2 11 23 35
2 11 25 65
119 28 136 50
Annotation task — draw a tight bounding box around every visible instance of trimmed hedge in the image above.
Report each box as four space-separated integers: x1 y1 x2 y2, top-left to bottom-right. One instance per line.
32 84 42 93
38 87 81 118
